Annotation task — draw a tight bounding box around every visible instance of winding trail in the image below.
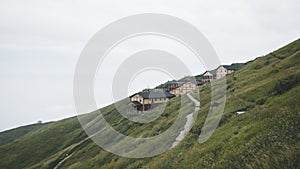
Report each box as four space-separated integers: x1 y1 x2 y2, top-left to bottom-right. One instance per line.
53 126 109 169
54 94 200 167
171 93 199 148
53 153 74 169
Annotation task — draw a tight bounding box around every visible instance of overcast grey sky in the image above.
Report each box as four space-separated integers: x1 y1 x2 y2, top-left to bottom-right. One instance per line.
0 0 299 131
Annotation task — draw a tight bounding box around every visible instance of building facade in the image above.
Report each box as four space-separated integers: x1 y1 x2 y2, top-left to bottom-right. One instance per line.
202 70 216 83
216 65 240 79
129 89 175 113
203 64 241 83
168 81 201 96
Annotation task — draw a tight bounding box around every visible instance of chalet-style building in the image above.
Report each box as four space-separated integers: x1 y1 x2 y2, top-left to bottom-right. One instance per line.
168 80 202 96
203 64 241 83
129 89 175 113
216 65 240 79
202 70 216 83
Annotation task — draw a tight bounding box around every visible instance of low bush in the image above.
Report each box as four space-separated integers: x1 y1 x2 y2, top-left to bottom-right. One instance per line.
274 74 300 95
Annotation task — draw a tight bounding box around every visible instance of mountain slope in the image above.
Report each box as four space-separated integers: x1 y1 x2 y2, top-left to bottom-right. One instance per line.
0 39 299 169
0 123 47 146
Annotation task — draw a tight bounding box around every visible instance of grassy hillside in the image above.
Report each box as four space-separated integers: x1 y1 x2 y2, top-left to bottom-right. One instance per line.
0 39 299 169
0 123 47 146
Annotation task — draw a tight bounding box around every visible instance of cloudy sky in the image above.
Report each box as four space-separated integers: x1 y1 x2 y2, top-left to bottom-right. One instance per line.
0 0 299 131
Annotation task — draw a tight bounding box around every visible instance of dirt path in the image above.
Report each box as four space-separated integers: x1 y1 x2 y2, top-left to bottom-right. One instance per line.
53 153 74 169
54 94 200 167
171 93 199 148
53 126 108 169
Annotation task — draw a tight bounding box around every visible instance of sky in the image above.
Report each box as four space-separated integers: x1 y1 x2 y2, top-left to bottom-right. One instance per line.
0 0 299 131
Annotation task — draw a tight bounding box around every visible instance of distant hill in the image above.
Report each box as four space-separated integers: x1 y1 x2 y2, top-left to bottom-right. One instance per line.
0 123 47 146
0 38 299 169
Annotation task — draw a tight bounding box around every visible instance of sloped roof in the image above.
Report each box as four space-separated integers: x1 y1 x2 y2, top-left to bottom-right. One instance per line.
132 89 175 99
222 64 241 70
195 80 203 85
129 101 142 107
203 70 216 76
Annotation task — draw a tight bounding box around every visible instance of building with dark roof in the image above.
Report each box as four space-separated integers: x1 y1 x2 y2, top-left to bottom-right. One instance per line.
203 64 242 83
216 65 241 79
129 89 175 113
202 70 216 83
167 80 201 96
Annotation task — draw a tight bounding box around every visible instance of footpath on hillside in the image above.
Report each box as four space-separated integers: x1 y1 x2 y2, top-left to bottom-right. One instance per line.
171 93 199 148
54 93 200 168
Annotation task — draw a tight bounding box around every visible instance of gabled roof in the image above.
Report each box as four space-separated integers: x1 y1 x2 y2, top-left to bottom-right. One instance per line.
195 80 203 85
220 64 241 70
129 101 142 107
203 70 216 76
131 89 175 99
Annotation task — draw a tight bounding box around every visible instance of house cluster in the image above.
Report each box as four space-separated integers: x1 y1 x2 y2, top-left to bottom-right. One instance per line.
202 65 241 83
129 80 201 113
129 64 241 113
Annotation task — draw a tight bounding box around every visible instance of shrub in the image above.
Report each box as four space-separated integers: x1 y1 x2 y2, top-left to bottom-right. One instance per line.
256 97 266 105
274 74 300 95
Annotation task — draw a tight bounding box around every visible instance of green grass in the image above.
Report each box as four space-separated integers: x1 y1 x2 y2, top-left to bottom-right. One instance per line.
0 123 48 146
0 38 299 169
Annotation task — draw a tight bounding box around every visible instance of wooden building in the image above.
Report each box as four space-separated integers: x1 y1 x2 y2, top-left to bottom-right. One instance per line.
129 89 175 113
168 80 201 96
216 65 240 79
203 64 241 83
202 70 216 83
